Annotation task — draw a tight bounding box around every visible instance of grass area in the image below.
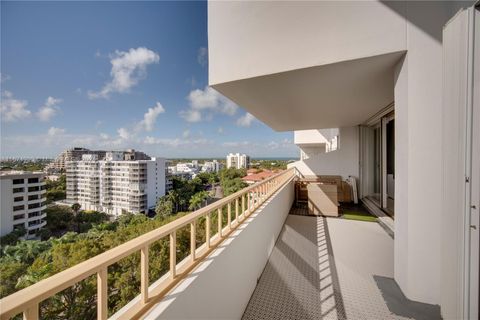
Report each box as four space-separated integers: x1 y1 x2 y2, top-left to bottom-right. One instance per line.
342 210 377 222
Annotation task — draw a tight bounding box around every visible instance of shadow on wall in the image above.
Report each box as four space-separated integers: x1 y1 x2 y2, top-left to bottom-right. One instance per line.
379 1 473 44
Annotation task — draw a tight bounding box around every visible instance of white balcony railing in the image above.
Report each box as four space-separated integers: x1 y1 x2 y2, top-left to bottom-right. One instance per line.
0 168 294 320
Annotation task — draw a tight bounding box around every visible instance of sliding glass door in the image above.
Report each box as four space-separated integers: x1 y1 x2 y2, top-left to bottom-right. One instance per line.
360 111 395 217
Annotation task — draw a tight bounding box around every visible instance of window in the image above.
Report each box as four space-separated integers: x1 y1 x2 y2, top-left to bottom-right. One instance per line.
14 196 24 202
28 186 40 192
13 205 24 211
28 178 39 184
29 211 42 218
12 179 24 185
28 195 39 201
28 220 40 226
13 214 24 220
28 203 40 209
13 187 24 193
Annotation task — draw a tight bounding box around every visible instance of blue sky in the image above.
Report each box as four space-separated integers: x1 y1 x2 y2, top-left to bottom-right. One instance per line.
0 1 297 159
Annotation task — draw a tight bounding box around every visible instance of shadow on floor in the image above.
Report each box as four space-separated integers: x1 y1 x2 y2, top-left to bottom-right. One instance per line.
374 275 442 320
242 206 346 320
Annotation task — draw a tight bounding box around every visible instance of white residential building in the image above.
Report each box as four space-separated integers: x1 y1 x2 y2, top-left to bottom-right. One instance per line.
66 152 165 216
201 160 222 173
175 162 198 174
226 153 250 169
0 171 47 239
45 147 150 173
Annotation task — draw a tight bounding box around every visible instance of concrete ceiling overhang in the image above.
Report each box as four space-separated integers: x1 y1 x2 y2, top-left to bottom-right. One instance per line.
212 51 405 131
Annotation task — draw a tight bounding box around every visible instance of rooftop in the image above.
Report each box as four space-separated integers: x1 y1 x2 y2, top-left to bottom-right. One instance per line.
0 170 44 178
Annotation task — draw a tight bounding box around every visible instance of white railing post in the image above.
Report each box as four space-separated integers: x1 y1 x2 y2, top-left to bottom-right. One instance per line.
23 304 39 320
206 213 211 248
170 231 176 279
217 208 222 238
97 267 108 320
190 221 196 261
241 195 245 219
227 202 231 230
235 198 239 222
140 246 149 304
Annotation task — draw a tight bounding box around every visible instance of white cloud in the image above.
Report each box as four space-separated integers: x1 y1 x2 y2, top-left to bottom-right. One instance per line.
138 102 165 131
112 102 166 144
37 96 62 122
180 86 238 123
47 127 66 136
222 141 251 148
0 91 32 122
197 47 208 67
217 126 224 134
182 129 190 138
179 109 202 123
88 47 160 99
100 133 109 140
144 136 211 148
117 127 130 140
236 112 256 127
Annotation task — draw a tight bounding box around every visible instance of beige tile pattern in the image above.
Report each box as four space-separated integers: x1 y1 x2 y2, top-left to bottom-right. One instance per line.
242 213 411 320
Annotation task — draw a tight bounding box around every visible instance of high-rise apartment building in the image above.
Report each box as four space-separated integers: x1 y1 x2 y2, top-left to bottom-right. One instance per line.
66 152 165 216
46 147 150 173
226 153 250 169
0 171 47 239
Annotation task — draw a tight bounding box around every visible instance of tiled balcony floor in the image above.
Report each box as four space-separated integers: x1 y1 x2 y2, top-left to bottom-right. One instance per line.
242 210 410 320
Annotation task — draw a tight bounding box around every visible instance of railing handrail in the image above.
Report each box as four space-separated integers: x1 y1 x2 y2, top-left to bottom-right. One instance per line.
0 168 294 319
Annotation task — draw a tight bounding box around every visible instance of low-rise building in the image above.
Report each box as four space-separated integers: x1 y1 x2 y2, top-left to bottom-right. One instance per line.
242 170 277 185
0 171 47 239
175 163 197 174
66 152 165 216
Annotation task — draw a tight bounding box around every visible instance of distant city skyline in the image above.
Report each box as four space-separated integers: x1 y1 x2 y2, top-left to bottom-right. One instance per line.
0 1 297 158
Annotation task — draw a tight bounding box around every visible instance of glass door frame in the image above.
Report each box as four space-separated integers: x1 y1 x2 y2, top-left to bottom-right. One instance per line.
360 106 395 218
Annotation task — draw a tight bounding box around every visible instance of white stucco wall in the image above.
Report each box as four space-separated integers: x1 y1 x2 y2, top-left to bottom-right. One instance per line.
208 1 406 85
0 179 14 236
143 180 294 319
146 158 166 209
289 126 359 180
294 129 329 146
393 1 473 306
440 7 474 319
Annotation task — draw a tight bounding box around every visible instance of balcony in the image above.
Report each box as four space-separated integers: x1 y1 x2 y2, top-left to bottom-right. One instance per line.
27 204 47 213
27 220 46 230
0 169 411 320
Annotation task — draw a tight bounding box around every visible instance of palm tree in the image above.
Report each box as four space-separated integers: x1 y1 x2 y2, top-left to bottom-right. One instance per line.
166 190 179 213
71 203 81 216
71 203 81 232
189 191 209 211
